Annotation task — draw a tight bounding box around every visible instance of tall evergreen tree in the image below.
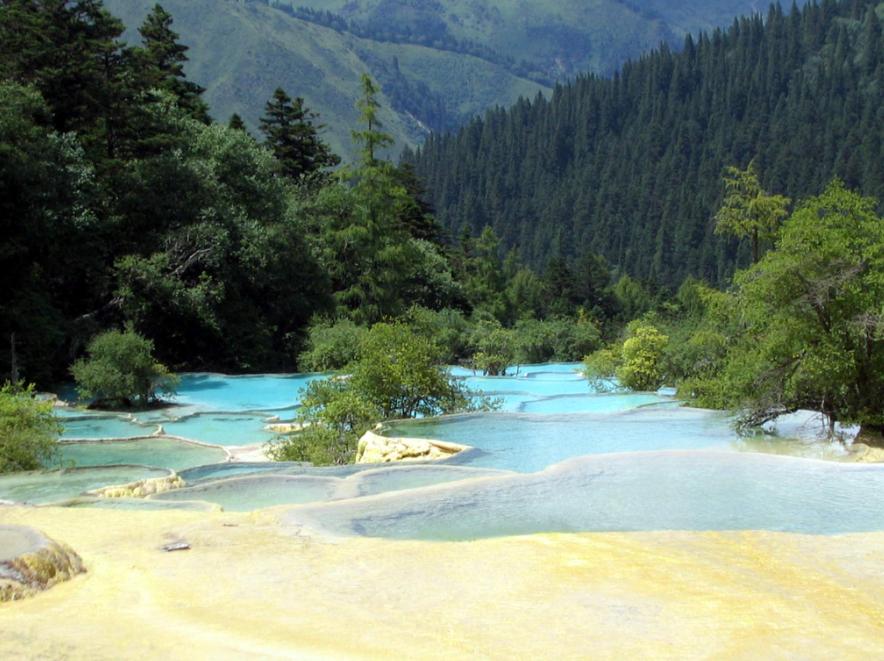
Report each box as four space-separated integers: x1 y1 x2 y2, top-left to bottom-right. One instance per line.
259 87 339 180
135 4 208 122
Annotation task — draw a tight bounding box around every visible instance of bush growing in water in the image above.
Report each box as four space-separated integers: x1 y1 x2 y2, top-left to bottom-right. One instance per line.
0 383 60 473
71 329 178 408
583 321 669 391
513 316 601 363
269 322 493 464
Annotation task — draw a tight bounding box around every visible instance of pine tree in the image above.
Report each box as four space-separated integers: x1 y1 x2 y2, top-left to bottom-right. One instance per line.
228 113 247 132
352 74 393 165
136 4 209 122
259 88 339 180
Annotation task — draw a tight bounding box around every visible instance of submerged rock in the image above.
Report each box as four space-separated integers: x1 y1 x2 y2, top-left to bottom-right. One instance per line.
0 525 85 601
356 429 468 464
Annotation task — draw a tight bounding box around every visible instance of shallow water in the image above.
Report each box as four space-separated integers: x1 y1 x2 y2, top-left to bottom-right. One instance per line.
171 373 323 412
40 364 881 533
60 416 157 440
56 438 228 471
0 466 170 505
153 474 341 511
385 407 737 472
285 452 884 540
161 413 276 447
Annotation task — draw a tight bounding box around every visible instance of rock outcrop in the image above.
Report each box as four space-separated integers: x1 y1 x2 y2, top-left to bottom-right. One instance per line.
356 429 468 464
89 473 185 499
0 526 85 601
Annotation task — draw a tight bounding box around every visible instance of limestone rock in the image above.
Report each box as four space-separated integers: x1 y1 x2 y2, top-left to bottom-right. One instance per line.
90 474 185 499
265 422 304 434
356 430 468 464
0 526 85 602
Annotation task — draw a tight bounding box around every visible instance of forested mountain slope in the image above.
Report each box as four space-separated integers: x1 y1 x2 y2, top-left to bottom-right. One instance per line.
407 0 884 287
104 0 781 159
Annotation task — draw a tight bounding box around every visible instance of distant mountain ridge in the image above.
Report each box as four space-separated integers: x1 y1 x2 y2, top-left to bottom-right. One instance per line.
104 0 783 159
406 0 884 288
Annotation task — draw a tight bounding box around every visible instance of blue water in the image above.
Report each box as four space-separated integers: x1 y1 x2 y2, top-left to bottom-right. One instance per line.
284 452 884 540
171 373 323 411
0 466 171 505
385 407 737 472
38 363 884 538
56 438 228 471
162 413 276 447
60 416 157 440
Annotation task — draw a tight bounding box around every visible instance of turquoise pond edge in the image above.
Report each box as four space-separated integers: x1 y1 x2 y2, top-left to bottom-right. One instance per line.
3 364 877 536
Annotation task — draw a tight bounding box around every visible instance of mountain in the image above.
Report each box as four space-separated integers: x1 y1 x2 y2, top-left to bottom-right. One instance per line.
406 0 884 288
104 0 785 159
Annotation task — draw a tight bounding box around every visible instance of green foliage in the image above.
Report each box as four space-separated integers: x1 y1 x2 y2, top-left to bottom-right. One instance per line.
411 1 884 287
713 161 790 263
270 322 488 464
470 321 516 376
0 383 60 474
350 323 476 419
71 329 178 408
259 87 339 181
403 307 471 365
711 182 883 430
135 3 209 121
513 318 601 364
616 323 669 391
582 347 620 392
267 379 375 465
298 319 368 372
583 321 668 392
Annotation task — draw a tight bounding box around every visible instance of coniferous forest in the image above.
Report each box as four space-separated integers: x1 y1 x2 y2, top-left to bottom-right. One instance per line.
0 0 882 446
406 0 884 287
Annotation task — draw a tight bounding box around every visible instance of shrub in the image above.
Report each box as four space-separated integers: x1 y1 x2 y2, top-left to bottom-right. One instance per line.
514 317 601 363
616 322 669 391
0 383 60 473
71 328 178 408
469 321 516 375
269 322 493 465
582 347 620 391
298 318 368 371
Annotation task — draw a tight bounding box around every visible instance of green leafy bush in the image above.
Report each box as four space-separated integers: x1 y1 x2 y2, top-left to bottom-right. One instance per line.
71 329 178 408
616 322 669 391
469 321 516 376
582 321 668 391
270 322 492 464
0 383 60 473
513 317 601 363
582 347 621 391
298 319 368 371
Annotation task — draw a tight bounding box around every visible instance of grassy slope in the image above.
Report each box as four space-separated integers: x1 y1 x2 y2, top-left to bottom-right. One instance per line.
105 0 794 160
292 0 781 76
105 0 547 159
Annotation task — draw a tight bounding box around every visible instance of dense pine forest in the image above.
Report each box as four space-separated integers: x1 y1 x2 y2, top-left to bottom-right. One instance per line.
406 0 884 287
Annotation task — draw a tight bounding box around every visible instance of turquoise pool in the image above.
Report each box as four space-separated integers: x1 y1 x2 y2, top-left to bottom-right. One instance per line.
284 452 884 540
33 363 880 538
56 438 228 471
384 407 738 472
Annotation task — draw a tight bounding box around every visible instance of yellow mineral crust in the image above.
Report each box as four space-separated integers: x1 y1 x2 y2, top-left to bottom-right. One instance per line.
356 429 468 463
0 506 882 659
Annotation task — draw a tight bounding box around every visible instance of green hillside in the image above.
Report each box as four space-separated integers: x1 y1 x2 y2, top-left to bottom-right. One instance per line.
105 0 546 158
105 0 784 159
407 1 884 287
